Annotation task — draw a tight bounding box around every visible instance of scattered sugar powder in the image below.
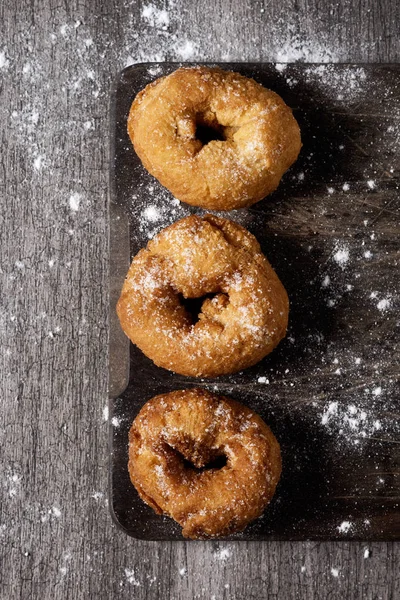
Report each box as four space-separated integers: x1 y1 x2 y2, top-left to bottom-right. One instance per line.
174 40 197 60
331 568 339 577
364 548 370 558
33 155 45 171
142 205 161 223
332 244 350 268
58 551 72 578
111 416 121 427
124 568 141 586
337 521 353 534
321 402 338 425
69 192 81 212
322 275 330 288
6 471 22 498
275 31 338 63
134 186 190 239
91 491 104 501
179 567 187 576
141 4 170 30
121 5 198 66
369 292 393 312
257 376 269 384
367 180 376 190
120 8 361 67
0 50 9 70
214 546 232 560
51 506 62 518
376 298 392 312
320 401 384 444
102 405 109 421
304 65 368 104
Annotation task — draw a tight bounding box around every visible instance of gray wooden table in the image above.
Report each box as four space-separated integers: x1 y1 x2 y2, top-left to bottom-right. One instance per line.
1 1 399 598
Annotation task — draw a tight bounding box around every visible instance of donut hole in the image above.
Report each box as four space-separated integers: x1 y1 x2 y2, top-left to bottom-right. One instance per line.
170 445 228 472
183 453 228 472
195 122 226 146
178 292 229 324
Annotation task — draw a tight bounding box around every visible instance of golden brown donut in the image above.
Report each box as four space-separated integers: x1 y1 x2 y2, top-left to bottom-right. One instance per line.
128 388 282 539
117 214 289 377
128 66 301 210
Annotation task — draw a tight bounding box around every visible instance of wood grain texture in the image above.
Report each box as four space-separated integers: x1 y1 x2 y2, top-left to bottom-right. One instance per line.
0 1 399 599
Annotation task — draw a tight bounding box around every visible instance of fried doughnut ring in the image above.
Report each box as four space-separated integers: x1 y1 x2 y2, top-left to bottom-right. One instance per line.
128 389 282 539
117 214 289 377
128 66 301 210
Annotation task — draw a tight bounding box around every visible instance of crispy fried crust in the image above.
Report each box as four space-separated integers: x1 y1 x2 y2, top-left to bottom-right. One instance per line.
128 66 301 210
128 388 282 539
116 214 289 377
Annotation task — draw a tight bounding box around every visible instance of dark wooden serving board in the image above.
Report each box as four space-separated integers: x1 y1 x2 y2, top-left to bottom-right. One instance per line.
109 63 400 541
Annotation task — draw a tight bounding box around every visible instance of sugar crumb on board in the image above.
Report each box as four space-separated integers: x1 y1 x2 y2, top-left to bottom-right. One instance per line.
337 520 353 534
332 243 350 268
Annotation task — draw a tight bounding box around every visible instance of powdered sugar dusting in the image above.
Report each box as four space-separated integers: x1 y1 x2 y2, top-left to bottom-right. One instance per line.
337 520 353 534
122 5 199 66
332 244 350 268
0 50 9 70
303 64 368 104
320 390 394 447
175 40 197 60
376 298 392 312
51 506 62 518
142 205 161 223
135 186 189 239
214 546 232 560
124 568 141 586
69 193 81 212
141 4 170 30
274 27 339 63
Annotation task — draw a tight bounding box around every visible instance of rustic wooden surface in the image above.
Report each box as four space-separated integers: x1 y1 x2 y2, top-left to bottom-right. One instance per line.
0 1 399 599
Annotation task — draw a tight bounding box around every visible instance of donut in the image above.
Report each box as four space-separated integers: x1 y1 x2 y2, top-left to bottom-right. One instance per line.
117 214 289 377
128 388 282 539
127 66 301 210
